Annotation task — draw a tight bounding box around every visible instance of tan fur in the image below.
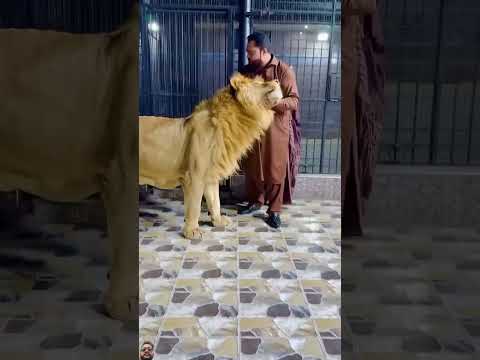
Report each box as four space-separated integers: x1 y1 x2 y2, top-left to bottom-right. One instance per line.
0 6 139 321
140 73 282 239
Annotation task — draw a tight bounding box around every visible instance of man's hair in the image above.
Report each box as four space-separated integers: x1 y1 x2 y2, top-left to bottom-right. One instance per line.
141 341 154 349
247 32 270 50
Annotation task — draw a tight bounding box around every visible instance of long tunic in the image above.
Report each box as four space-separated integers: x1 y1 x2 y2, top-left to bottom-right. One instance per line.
342 0 385 235
240 55 300 189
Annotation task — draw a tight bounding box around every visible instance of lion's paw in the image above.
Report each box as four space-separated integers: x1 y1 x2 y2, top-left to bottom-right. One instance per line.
183 226 203 240
213 215 233 228
104 287 138 321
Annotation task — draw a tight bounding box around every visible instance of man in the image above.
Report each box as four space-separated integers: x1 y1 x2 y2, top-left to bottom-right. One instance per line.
139 341 154 360
238 32 300 228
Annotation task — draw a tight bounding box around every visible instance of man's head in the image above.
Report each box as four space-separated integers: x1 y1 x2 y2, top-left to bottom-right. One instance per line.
246 32 271 67
139 341 154 360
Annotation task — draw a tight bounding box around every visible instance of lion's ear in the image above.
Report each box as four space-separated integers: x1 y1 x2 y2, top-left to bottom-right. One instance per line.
229 73 244 90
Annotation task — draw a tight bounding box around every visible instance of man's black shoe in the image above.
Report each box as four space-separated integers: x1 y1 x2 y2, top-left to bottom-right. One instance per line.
238 202 262 215
266 212 281 229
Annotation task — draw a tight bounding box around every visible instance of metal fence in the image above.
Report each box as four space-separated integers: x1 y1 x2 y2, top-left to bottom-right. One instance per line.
139 0 341 174
140 2 235 116
380 0 480 165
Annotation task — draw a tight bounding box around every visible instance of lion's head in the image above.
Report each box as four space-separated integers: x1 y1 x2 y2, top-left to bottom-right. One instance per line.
229 73 283 110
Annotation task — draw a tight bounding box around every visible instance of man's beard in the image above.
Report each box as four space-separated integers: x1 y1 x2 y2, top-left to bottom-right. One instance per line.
248 58 262 67
140 353 153 360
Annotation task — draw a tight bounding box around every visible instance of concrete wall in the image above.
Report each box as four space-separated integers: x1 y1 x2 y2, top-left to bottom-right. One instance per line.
365 165 480 228
229 174 340 201
150 174 341 202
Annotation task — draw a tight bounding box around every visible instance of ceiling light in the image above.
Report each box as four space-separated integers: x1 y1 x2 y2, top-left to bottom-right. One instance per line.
148 22 160 32
317 32 329 41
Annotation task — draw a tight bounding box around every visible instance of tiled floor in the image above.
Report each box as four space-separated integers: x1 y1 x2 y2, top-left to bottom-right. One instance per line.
343 227 480 358
0 203 137 359
4 195 477 358
139 192 341 360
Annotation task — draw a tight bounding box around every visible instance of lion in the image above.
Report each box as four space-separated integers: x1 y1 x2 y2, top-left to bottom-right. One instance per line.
139 73 283 239
0 6 138 320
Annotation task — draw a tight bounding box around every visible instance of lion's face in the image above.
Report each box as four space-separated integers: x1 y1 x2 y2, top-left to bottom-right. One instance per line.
230 73 283 109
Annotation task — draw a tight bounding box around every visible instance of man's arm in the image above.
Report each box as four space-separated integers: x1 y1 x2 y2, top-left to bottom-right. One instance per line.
342 0 376 16
272 64 299 114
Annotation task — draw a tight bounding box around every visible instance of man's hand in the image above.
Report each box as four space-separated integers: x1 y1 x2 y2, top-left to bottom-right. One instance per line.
271 99 285 114
271 64 299 114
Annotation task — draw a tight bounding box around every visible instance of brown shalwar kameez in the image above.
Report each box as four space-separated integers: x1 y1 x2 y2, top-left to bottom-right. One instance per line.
240 55 300 213
342 0 385 235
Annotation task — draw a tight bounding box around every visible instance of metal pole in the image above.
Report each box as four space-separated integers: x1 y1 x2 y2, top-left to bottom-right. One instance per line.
466 47 480 163
140 4 153 114
238 0 251 69
394 82 401 162
411 82 419 163
227 9 235 77
319 0 336 173
429 0 446 163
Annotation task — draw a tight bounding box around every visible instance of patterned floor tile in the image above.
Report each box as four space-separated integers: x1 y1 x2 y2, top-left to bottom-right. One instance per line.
345 226 480 357
239 252 297 280
291 253 340 281
140 192 341 359
239 279 309 319
303 280 340 319
178 252 238 280
160 316 237 337
0 205 133 357
166 279 238 318
240 335 326 359
155 336 238 359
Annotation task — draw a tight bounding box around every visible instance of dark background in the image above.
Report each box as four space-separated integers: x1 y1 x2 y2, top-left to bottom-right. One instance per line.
0 0 136 33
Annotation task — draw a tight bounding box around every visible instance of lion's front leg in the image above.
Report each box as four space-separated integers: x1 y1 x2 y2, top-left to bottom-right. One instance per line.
101 160 138 321
204 181 232 228
183 177 205 240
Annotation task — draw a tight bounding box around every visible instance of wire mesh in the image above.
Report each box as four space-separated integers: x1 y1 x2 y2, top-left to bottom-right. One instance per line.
380 0 480 165
251 0 341 13
250 1 340 173
146 0 237 7
140 4 235 116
